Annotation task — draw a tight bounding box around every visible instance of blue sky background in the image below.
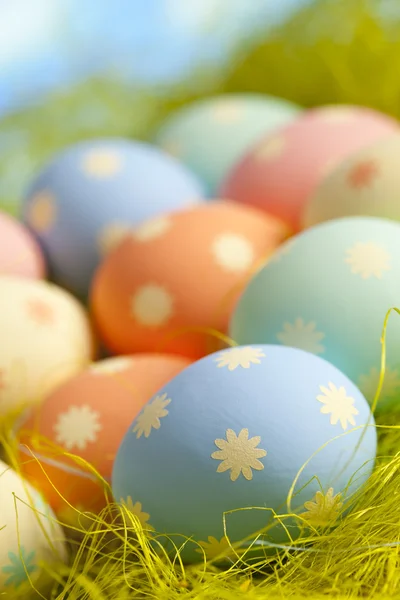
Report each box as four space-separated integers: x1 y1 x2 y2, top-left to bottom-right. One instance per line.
0 0 313 117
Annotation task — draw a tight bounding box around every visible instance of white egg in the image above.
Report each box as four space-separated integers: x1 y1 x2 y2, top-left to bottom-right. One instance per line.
0 276 95 416
0 459 67 593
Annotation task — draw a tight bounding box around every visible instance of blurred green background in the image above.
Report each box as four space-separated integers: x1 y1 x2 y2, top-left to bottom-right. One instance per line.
1 0 400 216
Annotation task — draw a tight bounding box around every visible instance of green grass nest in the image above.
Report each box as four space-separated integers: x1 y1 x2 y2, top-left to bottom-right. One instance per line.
3 0 400 597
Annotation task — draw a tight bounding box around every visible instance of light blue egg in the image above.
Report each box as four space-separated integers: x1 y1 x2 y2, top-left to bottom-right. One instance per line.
153 94 301 196
112 344 376 563
21 138 205 299
230 216 400 413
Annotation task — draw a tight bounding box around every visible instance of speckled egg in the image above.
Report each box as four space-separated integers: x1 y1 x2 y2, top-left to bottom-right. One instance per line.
230 216 400 413
17 354 192 517
220 105 399 231
21 138 205 298
0 460 66 593
90 201 289 360
303 133 400 227
112 344 376 563
153 93 301 195
0 276 95 417
0 210 45 279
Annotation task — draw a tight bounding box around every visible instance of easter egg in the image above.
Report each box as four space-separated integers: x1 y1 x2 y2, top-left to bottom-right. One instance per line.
90 201 289 360
0 276 95 417
0 211 45 279
303 133 400 227
21 138 205 298
112 345 376 563
220 105 399 231
17 354 192 517
230 217 400 413
0 460 66 593
154 93 301 195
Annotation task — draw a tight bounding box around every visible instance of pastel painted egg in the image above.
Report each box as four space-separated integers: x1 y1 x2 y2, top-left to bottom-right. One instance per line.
112 345 376 563
17 354 192 517
21 138 205 298
0 460 66 593
154 93 301 195
220 105 399 231
90 201 289 360
0 211 45 279
303 133 400 227
230 217 400 413
0 276 95 417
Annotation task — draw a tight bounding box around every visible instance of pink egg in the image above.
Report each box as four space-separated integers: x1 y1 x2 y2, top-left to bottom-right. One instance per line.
220 105 399 231
0 211 45 279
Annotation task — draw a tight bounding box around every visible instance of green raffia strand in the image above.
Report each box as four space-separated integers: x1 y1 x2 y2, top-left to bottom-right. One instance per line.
2 0 400 596
0 305 400 599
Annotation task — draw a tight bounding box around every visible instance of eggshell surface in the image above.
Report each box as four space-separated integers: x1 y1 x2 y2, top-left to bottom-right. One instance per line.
230 217 400 412
220 105 399 231
0 460 66 592
112 345 376 563
0 276 95 416
0 211 45 279
154 93 301 195
21 138 205 298
91 201 289 359
18 354 192 515
303 133 400 227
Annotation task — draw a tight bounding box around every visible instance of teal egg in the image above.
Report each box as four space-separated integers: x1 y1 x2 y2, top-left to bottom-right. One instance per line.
230 217 400 413
112 345 376 563
153 94 301 196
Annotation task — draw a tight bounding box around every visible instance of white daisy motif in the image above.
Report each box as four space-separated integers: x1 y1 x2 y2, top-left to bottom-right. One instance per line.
89 356 134 376
120 496 154 530
132 216 172 242
53 405 102 451
27 190 57 233
319 106 357 123
300 488 343 528
317 383 359 430
131 284 174 326
81 149 123 178
212 233 254 273
358 366 400 402
255 135 286 162
211 428 267 481
212 101 242 123
97 222 131 256
276 318 325 355
215 346 266 371
132 392 171 438
345 242 391 279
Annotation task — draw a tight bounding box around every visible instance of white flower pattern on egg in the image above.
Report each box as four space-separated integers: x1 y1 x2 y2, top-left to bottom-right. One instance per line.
81 149 123 178
277 318 325 355
317 383 359 430
211 233 254 273
211 428 267 482
53 405 102 451
214 347 265 371
132 393 171 439
130 284 174 326
345 242 391 279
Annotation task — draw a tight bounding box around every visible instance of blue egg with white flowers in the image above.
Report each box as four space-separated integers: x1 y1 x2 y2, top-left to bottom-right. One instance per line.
21 138 205 298
112 344 376 563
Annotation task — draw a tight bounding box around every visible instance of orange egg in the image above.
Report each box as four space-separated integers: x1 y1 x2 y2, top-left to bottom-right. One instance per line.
90 200 288 359
17 353 191 516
